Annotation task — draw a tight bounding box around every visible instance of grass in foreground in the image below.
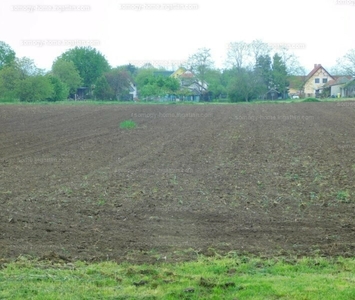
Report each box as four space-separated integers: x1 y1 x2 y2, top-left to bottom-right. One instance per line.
1 255 355 299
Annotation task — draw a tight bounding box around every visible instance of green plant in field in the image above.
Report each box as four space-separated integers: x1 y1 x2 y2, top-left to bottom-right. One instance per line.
119 119 136 129
97 197 106 206
336 190 350 203
170 174 178 185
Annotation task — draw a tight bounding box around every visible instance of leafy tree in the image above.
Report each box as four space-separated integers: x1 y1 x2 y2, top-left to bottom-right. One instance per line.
46 75 69 101
255 54 273 96
0 65 22 99
164 76 180 93
0 41 16 71
139 76 180 99
17 75 54 102
135 67 156 89
52 59 82 95
118 63 138 78
272 53 289 98
205 69 226 100
227 68 261 102
56 46 110 88
94 75 113 100
15 57 43 78
104 68 132 100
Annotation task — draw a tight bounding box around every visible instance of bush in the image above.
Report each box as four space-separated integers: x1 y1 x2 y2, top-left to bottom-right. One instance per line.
119 120 136 129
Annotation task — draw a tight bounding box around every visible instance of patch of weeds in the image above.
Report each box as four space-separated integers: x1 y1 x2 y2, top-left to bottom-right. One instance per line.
119 119 136 129
170 174 178 185
336 190 351 203
97 198 106 206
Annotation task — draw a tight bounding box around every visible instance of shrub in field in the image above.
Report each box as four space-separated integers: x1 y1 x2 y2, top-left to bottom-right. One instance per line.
120 120 136 129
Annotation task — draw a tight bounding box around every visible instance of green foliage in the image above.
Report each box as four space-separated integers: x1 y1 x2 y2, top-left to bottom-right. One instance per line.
336 190 350 203
204 69 226 100
52 59 82 95
0 41 16 71
94 68 133 101
46 75 69 101
57 46 110 88
94 75 113 100
15 57 44 78
272 53 289 98
0 65 21 100
104 68 132 100
255 54 273 95
120 119 136 129
17 75 54 102
227 68 260 102
135 68 156 89
0 57 46 102
1 256 355 299
138 73 180 99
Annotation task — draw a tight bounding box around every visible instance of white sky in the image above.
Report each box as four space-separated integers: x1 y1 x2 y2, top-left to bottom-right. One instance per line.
1 0 354 73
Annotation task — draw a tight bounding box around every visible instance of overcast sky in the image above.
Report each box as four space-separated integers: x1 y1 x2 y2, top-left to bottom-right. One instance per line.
1 0 354 73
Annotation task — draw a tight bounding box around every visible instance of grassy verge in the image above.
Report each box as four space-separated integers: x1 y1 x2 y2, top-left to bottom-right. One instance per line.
1 98 355 106
1 255 355 299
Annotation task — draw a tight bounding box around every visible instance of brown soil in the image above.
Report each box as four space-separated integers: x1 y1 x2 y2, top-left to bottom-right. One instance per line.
1 102 355 263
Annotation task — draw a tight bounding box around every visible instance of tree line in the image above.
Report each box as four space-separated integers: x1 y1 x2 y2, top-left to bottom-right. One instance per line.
0 40 354 102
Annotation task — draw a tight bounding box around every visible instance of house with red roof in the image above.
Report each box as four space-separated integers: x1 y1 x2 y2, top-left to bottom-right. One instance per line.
303 64 334 97
288 64 335 98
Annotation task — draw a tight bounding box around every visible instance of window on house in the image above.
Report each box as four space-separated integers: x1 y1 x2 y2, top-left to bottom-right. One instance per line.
315 78 320 83
322 78 327 83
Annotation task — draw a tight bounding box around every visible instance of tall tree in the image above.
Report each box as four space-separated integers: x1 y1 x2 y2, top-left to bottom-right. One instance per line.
104 68 132 100
0 41 16 71
272 53 288 98
56 46 110 89
46 75 69 101
52 58 82 95
94 75 113 100
0 65 21 99
255 54 273 96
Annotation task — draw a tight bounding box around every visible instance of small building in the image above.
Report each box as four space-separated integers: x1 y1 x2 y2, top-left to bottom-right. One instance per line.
75 87 88 100
323 76 353 97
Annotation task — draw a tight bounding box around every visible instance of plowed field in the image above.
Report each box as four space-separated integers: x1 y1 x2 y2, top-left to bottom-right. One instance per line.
1 102 355 262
